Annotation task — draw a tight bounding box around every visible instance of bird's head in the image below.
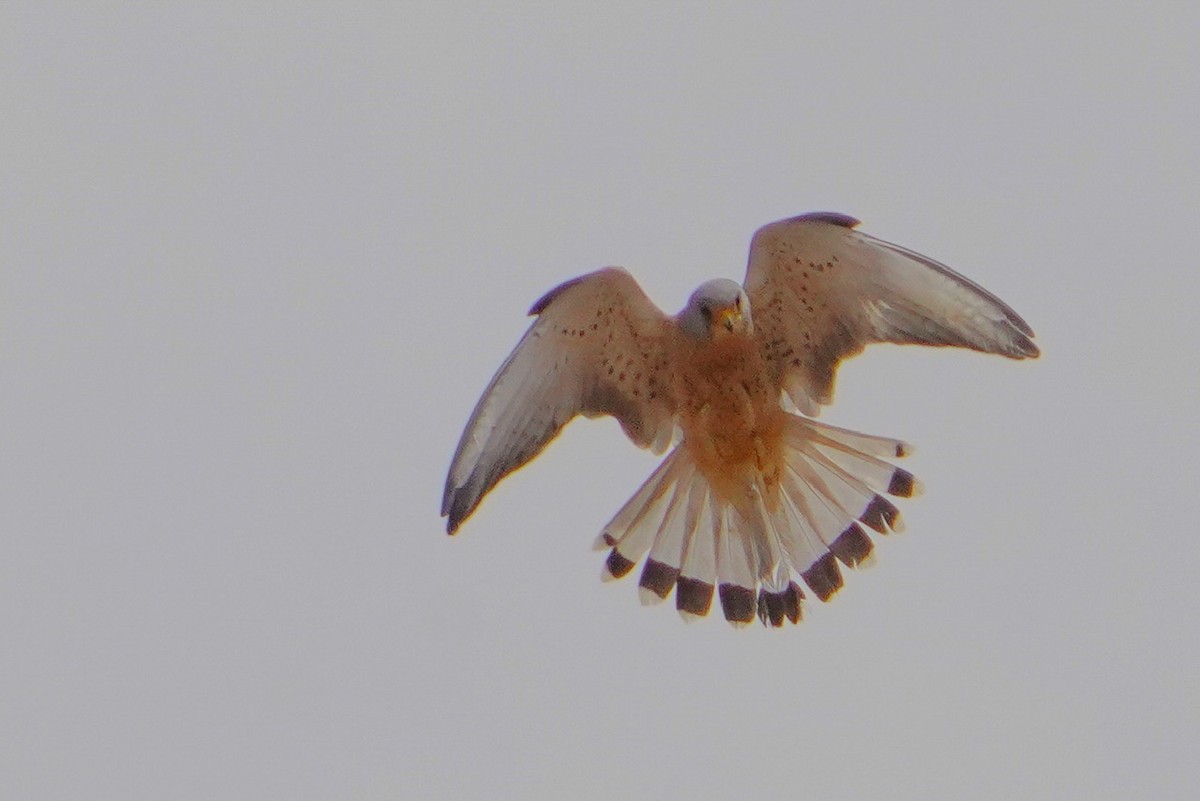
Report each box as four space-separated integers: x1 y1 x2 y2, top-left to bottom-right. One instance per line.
679 278 753 340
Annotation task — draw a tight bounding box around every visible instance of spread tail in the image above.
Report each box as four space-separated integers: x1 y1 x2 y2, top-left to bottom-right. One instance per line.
594 415 921 627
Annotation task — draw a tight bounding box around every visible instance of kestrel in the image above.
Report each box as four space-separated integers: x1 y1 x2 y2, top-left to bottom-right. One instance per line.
442 212 1038 627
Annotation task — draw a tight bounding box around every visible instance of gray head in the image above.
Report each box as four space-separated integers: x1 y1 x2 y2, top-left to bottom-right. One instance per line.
677 278 753 340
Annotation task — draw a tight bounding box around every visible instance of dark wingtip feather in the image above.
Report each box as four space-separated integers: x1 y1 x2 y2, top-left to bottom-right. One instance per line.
718 583 756 625
676 577 714 617
802 553 844 601
1003 308 1037 339
443 502 463 535
441 487 477 536
996 327 1039 359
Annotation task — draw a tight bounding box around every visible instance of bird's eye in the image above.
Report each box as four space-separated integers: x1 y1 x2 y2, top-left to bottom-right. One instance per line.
734 296 742 310
700 304 712 320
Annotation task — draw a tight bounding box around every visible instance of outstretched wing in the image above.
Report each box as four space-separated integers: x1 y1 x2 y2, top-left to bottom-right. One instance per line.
745 212 1039 415
442 268 678 534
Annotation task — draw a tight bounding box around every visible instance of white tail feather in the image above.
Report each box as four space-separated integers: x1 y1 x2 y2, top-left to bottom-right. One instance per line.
599 414 917 626
777 467 840 563
787 419 913 458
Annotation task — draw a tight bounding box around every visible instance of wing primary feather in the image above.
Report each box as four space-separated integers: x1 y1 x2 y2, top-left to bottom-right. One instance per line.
866 235 1036 337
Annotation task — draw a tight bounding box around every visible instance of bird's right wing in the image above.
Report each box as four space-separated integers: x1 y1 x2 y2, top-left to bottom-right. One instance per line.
442 268 678 534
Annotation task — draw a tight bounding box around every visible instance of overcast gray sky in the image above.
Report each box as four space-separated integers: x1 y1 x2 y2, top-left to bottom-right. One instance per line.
3 3 1198 799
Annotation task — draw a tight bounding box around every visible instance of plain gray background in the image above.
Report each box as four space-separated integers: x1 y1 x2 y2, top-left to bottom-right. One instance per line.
3 3 1197 799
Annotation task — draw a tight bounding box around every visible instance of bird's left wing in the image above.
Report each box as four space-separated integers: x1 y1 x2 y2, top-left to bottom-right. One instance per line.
442 268 678 534
745 212 1039 415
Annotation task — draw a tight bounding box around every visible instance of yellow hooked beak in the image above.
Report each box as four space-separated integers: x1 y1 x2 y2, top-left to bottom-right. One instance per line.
715 306 741 332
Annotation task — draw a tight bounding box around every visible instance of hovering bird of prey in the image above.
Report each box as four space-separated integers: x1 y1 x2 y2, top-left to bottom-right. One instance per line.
442 212 1038 627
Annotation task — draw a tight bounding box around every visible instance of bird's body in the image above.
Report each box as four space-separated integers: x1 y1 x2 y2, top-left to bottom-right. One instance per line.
672 328 782 504
442 212 1038 627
